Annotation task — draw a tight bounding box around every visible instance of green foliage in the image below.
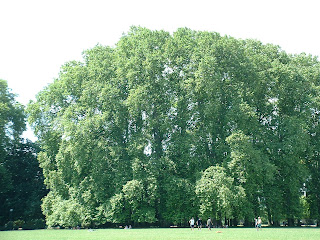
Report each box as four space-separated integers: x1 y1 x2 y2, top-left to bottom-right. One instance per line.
0 80 25 145
0 81 46 227
162 177 197 226
226 131 277 221
107 179 157 224
196 166 245 221
26 27 320 227
42 191 90 228
0 141 47 224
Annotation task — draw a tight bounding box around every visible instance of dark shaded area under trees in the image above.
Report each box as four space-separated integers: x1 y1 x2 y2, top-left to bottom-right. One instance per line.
8 27 320 229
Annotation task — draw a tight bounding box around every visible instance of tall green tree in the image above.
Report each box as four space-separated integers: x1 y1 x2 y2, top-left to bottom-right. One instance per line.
27 27 320 227
0 80 25 156
0 80 46 228
0 80 25 225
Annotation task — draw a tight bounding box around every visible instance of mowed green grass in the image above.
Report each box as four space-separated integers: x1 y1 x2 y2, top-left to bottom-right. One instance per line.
0 227 319 240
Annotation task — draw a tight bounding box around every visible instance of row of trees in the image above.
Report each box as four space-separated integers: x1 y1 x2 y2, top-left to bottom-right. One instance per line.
26 27 320 228
0 80 47 229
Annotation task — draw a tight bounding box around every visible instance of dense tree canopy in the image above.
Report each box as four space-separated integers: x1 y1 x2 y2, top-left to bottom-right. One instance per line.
0 79 26 224
0 80 46 229
27 27 320 228
0 80 25 157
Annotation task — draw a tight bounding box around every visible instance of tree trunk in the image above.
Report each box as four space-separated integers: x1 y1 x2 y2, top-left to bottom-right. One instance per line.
287 218 295 227
244 218 252 227
230 218 238 227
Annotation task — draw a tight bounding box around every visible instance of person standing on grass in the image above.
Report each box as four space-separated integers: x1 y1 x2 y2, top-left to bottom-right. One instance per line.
207 217 212 230
197 218 202 230
189 217 195 230
257 217 262 230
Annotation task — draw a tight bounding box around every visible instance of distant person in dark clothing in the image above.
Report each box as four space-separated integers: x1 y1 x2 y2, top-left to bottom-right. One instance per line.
197 218 202 230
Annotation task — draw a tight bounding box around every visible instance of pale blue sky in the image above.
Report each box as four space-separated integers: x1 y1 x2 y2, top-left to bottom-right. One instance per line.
1 0 319 140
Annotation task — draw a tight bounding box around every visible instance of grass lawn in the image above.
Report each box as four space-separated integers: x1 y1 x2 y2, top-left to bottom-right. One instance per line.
0 227 319 240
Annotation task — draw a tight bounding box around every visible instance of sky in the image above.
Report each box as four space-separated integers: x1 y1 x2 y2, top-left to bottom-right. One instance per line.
1 0 320 140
